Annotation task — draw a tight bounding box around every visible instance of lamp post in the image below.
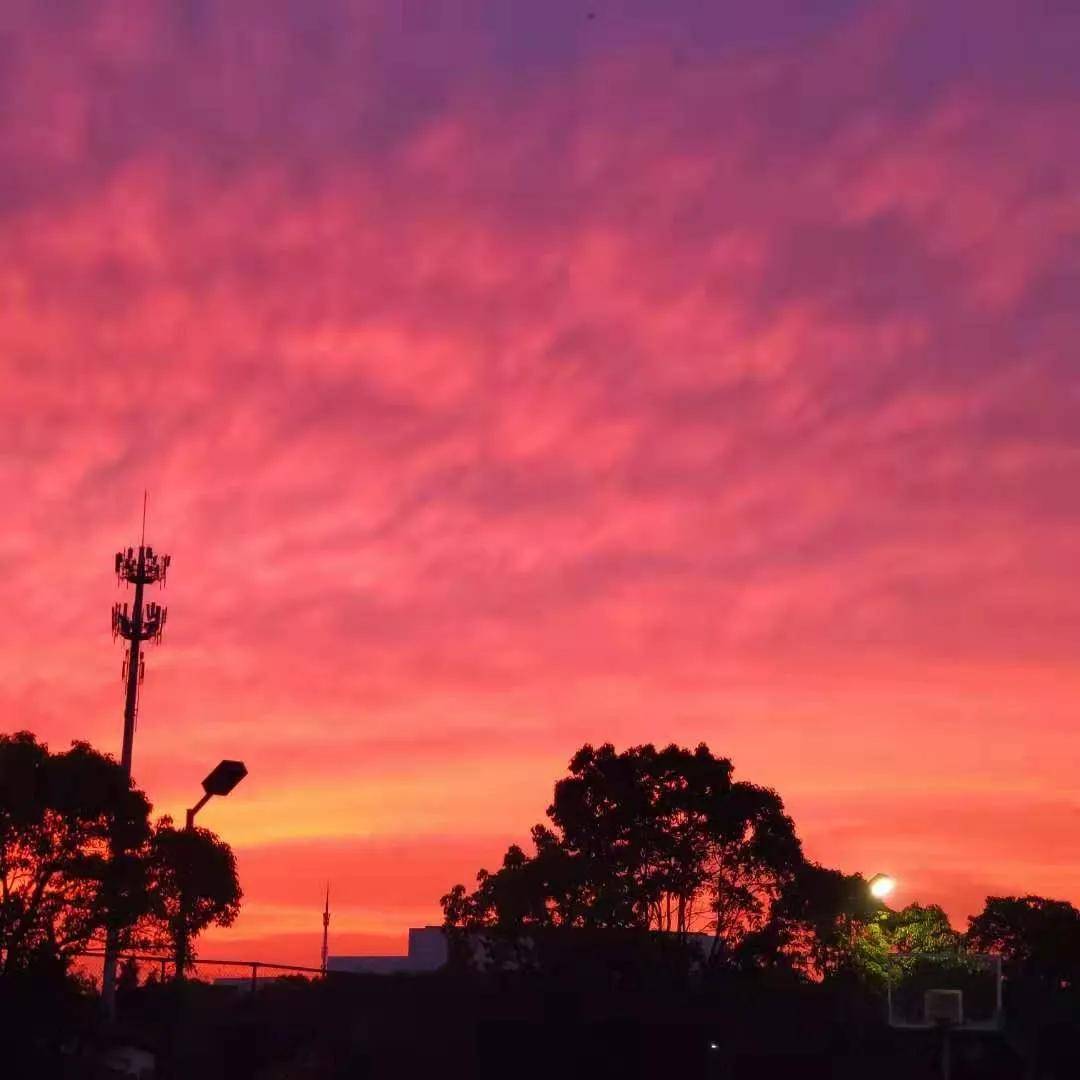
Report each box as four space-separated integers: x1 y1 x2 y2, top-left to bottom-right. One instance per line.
869 872 905 1040
186 759 248 831
175 760 247 979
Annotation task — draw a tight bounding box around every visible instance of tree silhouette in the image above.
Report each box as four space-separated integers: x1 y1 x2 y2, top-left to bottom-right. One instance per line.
758 862 883 979
442 742 804 966
0 731 151 972
440 742 992 989
966 895 1080 987
141 817 241 976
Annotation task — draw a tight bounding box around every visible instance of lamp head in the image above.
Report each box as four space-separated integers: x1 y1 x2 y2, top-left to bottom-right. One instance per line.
202 759 248 797
868 873 896 900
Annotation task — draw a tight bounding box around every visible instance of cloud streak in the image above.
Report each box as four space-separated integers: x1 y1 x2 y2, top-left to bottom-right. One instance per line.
0 0 1078 961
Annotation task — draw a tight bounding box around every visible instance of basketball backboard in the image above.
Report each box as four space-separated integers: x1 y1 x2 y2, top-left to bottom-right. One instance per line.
887 953 1003 1031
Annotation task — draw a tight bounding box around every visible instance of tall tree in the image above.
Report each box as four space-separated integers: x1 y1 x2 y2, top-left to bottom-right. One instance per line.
442 743 804 962
966 895 1080 987
0 732 151 973
142 818 242 976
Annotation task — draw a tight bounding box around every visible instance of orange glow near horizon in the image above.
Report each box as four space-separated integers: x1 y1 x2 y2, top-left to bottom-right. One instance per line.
2 3 1079 968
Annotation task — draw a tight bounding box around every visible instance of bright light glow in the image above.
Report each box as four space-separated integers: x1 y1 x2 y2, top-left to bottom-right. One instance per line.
709 1043 719 1051
869 873 896 899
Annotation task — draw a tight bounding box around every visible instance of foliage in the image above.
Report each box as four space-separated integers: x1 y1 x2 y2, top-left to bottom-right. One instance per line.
442 742 805 968
0 731 151 972
869 903 980 1005
879 901 964 985
966 895 1080 987
768 883 968 987
440 742 1005 991
883 902 961 958
141 816 242 974
760 862 885 980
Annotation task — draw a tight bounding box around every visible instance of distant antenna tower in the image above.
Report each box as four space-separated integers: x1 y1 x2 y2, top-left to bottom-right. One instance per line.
321 884 331 975
110 494 171 776
102 494 171 1018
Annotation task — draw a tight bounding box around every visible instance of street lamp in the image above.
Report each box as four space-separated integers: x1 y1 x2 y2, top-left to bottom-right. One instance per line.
186 759 248 830
174 760 247 980
869 873 896 900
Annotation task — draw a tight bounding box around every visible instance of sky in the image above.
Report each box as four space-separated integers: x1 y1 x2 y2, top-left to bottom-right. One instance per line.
1 0 1078 966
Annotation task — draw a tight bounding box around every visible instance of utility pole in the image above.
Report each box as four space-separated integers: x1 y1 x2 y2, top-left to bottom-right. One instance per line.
321 884 331 975
101 497 171 1019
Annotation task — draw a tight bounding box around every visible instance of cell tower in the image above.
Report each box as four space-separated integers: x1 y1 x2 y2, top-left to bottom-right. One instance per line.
111 501 171 776
321 884 331 975
102 496 171 1018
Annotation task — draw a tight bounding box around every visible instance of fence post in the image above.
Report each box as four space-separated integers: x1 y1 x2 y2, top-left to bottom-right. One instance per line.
251 963 258 994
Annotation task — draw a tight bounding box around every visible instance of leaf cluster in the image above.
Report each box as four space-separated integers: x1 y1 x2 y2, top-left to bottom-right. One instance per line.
0 731 241 976
0 731 150 971
442 742 812 970
966 895 1080 987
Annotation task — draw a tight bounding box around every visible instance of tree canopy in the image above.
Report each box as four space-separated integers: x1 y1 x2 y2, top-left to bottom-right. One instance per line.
759 861 885 979
443 742 837 970
966 895 1080 987
142 817 242 974
0 730 242 980
0 731 151 973
439 742 992 986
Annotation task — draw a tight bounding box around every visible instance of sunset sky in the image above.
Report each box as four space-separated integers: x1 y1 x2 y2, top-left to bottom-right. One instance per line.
1 1 1078 966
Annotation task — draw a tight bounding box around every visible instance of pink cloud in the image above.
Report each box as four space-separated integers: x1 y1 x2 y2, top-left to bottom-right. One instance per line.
0 0 1077 959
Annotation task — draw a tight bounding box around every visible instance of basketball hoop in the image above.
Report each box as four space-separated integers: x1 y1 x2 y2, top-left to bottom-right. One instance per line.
887 955 1004 1080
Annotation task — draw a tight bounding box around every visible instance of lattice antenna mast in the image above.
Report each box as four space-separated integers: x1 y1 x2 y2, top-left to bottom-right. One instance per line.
102 498 172 1021
321 884 331 975
111 504 171 777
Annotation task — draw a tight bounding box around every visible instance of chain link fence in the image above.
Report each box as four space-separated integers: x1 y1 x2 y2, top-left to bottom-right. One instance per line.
75 949 324 992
